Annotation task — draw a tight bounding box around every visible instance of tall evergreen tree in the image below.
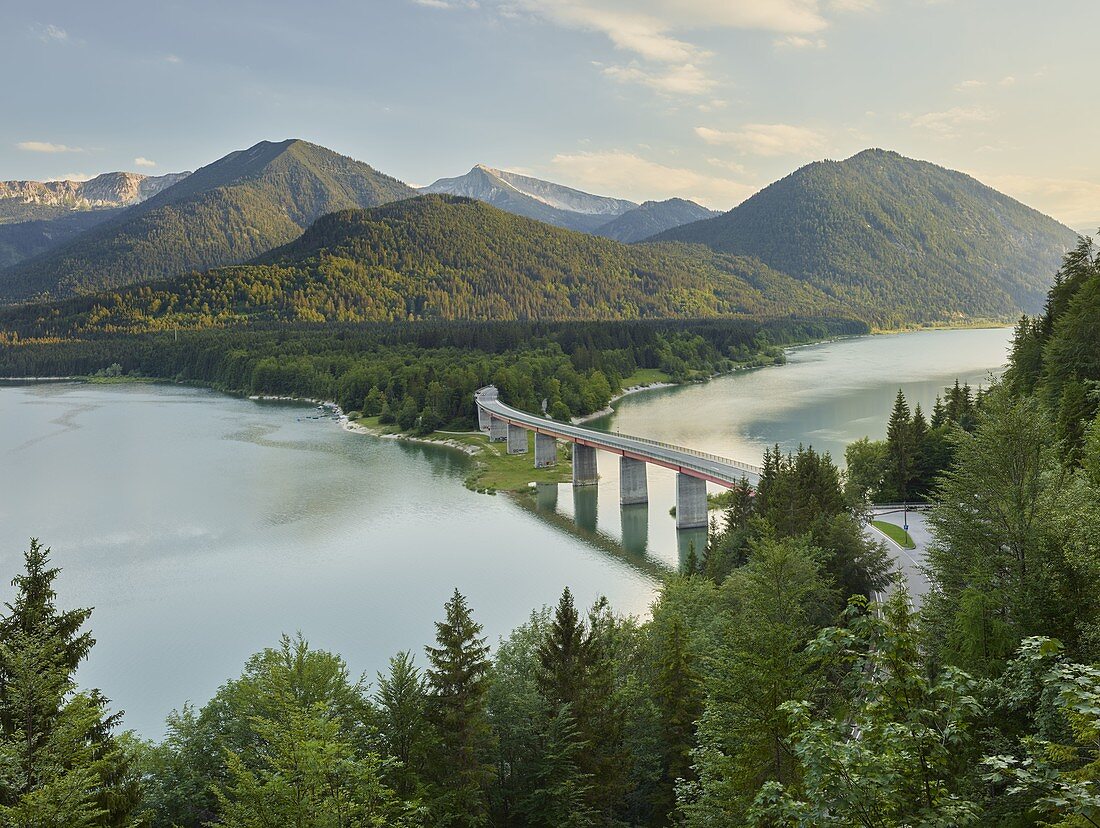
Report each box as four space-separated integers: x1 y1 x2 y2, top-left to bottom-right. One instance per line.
885 389 914 501
425 589 494 827
375 651 432 799
0 540 139 826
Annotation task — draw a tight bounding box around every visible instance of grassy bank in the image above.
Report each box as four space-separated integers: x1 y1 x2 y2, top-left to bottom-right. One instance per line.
872 519 916 549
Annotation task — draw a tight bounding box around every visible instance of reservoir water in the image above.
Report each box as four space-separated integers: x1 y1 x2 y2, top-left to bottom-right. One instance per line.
0 326 1012 736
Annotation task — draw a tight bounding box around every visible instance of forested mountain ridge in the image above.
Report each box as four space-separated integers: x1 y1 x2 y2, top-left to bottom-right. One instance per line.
0 194 851 336
594 198 718 243
0 139 416 302
655 149 1078 325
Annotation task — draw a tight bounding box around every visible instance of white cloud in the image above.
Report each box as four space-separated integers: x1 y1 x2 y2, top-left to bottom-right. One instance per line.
549 149 756 209
164 54 182 64
694 123 827 156
412 0 479 7
604 62 715 95
45 173 92 182
905 105 995 135
17 141 83 153
954 79 985 91
973 171 1100 232
774 34 826 49
134 157 157 168
999 75 1016 86
33 23 69 43
707 157 748 174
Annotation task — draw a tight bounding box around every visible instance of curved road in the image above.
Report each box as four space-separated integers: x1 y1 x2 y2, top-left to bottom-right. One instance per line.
475 388 762 488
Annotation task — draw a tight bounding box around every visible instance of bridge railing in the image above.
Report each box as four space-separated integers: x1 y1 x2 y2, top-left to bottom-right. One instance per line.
595 429 763 478
477 395 763 479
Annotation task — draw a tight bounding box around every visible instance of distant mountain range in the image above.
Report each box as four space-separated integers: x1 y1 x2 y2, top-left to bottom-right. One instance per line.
0 140 414 301
0 194 848 335
420 165 717 240
656 149 1077 322
0 140 1080 325
0 171 189 224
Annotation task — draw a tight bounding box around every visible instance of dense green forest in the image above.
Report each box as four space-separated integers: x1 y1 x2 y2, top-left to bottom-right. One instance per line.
0 317 865 428
0 140 415 301
657 149 1078 325
0 195 852 336
4 245 1098 825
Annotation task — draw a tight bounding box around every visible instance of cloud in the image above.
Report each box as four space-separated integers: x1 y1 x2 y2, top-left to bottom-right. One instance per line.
973 172 1100 232
412 0 479 7
549 149 756 209
164 54 182 64
694 123 826 156
33 23 69 43
774 34 826 49
604 62 715 95
904 105 995 135
45 173 92 182
134 157 157 168
17 141 83 153
954 79 985 91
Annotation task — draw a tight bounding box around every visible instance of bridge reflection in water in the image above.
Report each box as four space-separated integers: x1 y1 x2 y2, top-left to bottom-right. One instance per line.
476 385 761 547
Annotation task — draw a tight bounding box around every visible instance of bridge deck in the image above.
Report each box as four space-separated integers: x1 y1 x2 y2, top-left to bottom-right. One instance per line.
476 391 761 488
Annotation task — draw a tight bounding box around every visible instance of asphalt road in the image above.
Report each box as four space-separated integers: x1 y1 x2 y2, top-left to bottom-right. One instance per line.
869 506 932 609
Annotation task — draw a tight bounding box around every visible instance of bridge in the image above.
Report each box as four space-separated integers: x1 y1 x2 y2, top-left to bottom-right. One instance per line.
475 386 762 530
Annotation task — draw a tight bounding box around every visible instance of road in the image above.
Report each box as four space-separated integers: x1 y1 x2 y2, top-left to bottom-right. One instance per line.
869 506 932 609
476 392 762 488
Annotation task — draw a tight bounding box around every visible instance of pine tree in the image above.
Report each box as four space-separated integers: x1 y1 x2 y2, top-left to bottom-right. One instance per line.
652 613 702 825
425 589 493 827
885 389 914 501
0 540 140 826
375 651 431 799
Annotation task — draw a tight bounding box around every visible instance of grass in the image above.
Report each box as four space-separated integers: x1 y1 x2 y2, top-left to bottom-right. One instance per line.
350 416 573 493
872 519 916 549
619 368 672 388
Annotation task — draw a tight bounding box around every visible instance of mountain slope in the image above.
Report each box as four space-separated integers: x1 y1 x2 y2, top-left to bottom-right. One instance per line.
420 165 636 232
0 209 124 270
0 171 188 224
0 195 852 335
594 198 718 243
655 149 1078 323
0 140 416 302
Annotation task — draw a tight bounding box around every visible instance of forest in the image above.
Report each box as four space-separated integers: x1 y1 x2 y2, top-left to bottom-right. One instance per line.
0 317 865 428
2 241 1098 825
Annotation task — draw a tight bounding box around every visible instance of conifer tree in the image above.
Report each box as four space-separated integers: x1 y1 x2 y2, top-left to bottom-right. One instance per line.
885 389 914 500
425 589 493 826
652 613 701 825
375 651 432 799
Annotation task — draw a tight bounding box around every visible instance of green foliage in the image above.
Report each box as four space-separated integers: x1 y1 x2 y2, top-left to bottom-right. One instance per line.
425 590 494 826
656 148 1077 325
0 540 139 827
750 593 984 828
680 534 833 826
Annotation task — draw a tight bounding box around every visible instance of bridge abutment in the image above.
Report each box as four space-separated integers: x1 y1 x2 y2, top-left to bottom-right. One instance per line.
572 444 598 486
535 433 557 467
489 416 508 443
676 472 708 530
507 424 528 454
619 456 648 505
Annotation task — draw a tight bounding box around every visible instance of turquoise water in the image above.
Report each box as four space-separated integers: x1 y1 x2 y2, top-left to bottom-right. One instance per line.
0 327 1012 736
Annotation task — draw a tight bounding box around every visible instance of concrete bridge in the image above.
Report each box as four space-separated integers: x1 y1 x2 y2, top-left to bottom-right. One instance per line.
475 386 762 530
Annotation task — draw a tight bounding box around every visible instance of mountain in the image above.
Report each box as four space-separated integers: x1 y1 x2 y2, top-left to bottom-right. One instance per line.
0 171 189 224
0 209 124 270
0 194 852 335
655 149 1079 324
420 165 637 233
594 198 719 243
0 139 416 302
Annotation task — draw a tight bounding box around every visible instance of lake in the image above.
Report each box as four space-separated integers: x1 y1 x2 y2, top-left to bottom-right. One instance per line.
0 326 1012 736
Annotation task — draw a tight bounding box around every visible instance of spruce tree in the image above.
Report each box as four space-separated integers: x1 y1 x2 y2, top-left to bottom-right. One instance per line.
0 539 139 826
652 613 701 825
425 589 493 827
375 651 431 799
885 389 914 501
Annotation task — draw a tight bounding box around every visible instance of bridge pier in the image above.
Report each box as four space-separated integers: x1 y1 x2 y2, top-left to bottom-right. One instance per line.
489 416 508 443
676 473 708 530
572 444 598 486
478 405 492 432
619 457 648 505
507 424 527 454
535 433 557 467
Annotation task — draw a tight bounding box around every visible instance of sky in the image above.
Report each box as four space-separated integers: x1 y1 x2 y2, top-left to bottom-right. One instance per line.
2 0 1097 231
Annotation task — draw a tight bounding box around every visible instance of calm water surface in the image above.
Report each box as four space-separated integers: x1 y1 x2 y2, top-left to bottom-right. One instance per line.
0 327 1012 736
